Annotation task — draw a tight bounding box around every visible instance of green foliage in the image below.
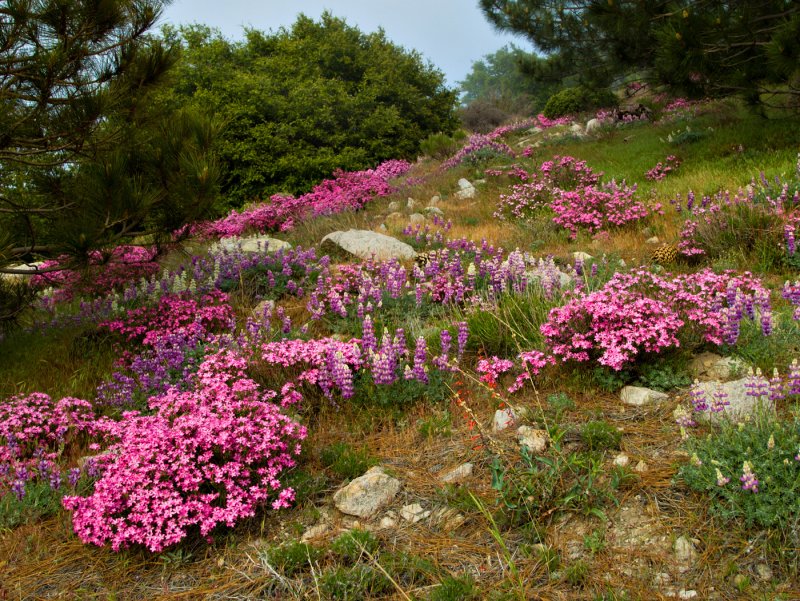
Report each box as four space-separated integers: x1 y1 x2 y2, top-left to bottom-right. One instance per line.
262 540 321 576
580 421 622 452
420 131 468 159
161 15 458 206
353 367 452 409
457 100 509 134
330 529 380 563
564 560 590 587
318 564 391 600
430 574 479 601
546 392 575 420
635 360 691 392
583 529 607 555
417 411 452 439
543 87 617 119
679 412 800 529
730 310 800 373
0 480 64 529
380 551 437 588
479 1 800 107
319 443 377 481
491 438 615 529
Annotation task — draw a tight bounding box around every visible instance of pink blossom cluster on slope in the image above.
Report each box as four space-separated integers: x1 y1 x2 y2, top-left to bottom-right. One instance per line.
1 393 96 495
29 246 159 302
541 269 771 370
99 290 234 345
200 159 411 238
62 349 306 552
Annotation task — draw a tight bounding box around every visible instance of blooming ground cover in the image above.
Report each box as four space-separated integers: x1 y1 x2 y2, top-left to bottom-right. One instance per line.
3 96 800 597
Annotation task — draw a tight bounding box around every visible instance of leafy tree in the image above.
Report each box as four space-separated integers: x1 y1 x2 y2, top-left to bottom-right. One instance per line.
478 1 800 106
159 13 459 207
459 44 560 113
0 0 220 271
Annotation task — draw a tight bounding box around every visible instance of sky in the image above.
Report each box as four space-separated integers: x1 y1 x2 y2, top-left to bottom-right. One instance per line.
159 0 527 86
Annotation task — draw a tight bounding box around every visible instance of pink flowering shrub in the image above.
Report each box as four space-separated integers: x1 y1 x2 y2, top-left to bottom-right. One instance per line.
645 155 681 181
441 134 515 170
62 350 306 552
200 160 411 237
551 181 646 239
30 246 159 302
1 393 95 498
99 290 234 346
541 269 771 370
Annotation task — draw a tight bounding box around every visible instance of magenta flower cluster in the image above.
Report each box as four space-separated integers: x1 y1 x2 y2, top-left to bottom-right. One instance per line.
541 268 771 370
200 159 411 237
645 155 681 181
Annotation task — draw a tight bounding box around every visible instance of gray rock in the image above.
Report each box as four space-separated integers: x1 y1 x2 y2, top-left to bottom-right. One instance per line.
573 251 593 262
387 201 400 212
423 206 444 217
429 195 441 206
695 377 775 421
457 178 473 190
378 223 387 233
252 299 276 317
408 213 426 225
407 198 417 209
570 123 584 134
646 236 660 245
440 463 473 483
613 453 630 467
585 118 602 134
455 178 476 200
493 407 517 432
755 563 773 581
220 236 291 254
378 511 398 529
400 503 430 524
690 352 747 381
333 467 401 518
674 536 697 573
301 523 329 541
517 426 549 454
320 229 416 262
620 386 669 406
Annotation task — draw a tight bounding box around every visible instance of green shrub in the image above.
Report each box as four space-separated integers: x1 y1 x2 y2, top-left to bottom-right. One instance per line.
318 565 391 600
430 574 479 601
330 529 380 563
263 540 321 576
0 480 65 529
418 411 452 439
458 100 509 133
543 87 617 119
635 360 691 391
679 411 800 529
420 131 468 159
320 443 377 481
581 421 622 452
564 559 590 587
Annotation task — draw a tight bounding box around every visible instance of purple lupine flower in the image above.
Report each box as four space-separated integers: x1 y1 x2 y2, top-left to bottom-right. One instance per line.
68 467 81 488
769 368 785 402
361 315 377 354
12 479 26 500
740 461 759 493
457 322 468 358
332 352 355 398
372 351 397 386
412 337 428 384
710 388 729 413
393 328 407 359
49 469 62 490
690 380 708 412
788 359 800 396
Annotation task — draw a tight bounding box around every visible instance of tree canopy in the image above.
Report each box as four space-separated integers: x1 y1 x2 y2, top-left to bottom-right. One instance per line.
1 0 220 273
159 13 459 207
479 1 800 105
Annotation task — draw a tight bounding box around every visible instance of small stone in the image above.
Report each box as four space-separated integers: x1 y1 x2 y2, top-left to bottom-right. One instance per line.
429 195 440 206
620 386 669 406
634 460 648 473
252 299 276 317
646 236 660 245
455 187 476 200
653 572 671 586
379 511 398 530
440 463 473 483
400 503 430 524
618 259 627 267
678 590 698 599
674 536 697 572
755 563 773 581
517 426 549 454
407 198 417 209
333 467 401 518
408 213 426 225
493 407 517 432
457 178 473 190
378 223 387 233
423 206 444 217
733 574 748 588
585 118 601 134
386 211 404 222
573 251 593 262
613 453 630 467
301 523 329 541
387 201 400 212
